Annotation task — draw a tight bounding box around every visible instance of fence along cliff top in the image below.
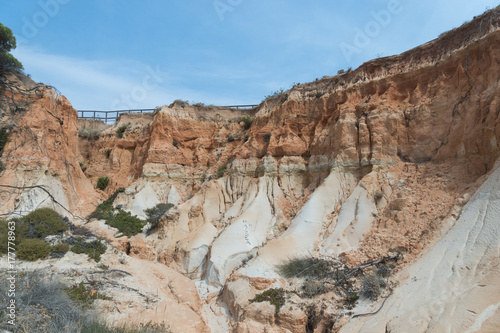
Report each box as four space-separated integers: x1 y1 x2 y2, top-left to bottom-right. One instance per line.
77 105 258 124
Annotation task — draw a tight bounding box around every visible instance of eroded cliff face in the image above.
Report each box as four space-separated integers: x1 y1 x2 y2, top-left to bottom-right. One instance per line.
2 8 500 333
0 72 100 218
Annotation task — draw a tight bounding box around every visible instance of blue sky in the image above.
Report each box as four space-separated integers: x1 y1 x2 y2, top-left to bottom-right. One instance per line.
1 1 498 110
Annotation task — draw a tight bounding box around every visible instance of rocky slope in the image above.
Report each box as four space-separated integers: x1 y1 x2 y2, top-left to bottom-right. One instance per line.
1 7 500 333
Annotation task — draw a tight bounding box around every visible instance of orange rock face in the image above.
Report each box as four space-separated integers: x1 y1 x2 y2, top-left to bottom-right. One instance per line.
1 8 500 333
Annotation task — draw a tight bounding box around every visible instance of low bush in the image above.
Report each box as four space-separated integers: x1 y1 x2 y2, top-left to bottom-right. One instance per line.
242 116 253 130
0 127 8 154
249 288 286 313
0 219 9 254
277 257 333 279
107 210 147 237
116 124 128 138
227 134 235 142
145 203 174 230
52 242 70 254
66 281 111 309
15 207 68 239
78 126 102 140
172 140 179 149
88 188 124 220
217 163 227 178
104 148 112 158
70 238 107 262
17 238 51 261
97 176 110 190
79 162 87 172
360 274 386 300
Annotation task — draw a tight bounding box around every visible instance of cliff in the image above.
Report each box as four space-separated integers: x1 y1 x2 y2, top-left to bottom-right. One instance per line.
1 7 500 333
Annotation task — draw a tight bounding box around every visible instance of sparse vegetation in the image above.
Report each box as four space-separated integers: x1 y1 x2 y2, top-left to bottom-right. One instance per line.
107 210 147 237
278 257 334 279
17 238 51 261
277 254 399 307
217 163 227 178
243 134 250 142
79 162 87 172
0 270 171 332
170 99 189 107
88 188 124 220
0 271 86 332
360 274 386 300
97 176 110 190
70 238 107 262
0 127 9 153
65 281 111 309
116 124 128 138
265 88 285 100
145 203 174 230
242 116 253 130
78 125 102 140
227 134 235 142
249 288 286 313
173 140 179 149
104 148 112 158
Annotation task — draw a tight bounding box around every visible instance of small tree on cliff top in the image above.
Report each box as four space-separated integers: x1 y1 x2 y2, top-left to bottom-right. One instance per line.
0 23 23 71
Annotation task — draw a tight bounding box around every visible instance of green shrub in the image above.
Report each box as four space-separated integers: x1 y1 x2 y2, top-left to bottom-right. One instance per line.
15 207 68 239
97 176 110 190
0 127 8 154
79 162 87 172
263 132 271 143
242 116 253 130
17 238 51 261
277 257 333 279
173 140 179 149
360 274 385 300
243 134 250 142
0 219 9 254
88 188 124 220
116 124 128 138
52 242 70 254
88 189 146 237
71 238 107 262
265 88 285 100
145 203 174 230
65 282 111 309
107 210 147 237
249 288 286 313
217 163 227 178
227 134 235 142
104 148 112 158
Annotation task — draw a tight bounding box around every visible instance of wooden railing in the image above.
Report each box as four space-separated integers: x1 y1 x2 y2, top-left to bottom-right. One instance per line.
77 105 258 123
